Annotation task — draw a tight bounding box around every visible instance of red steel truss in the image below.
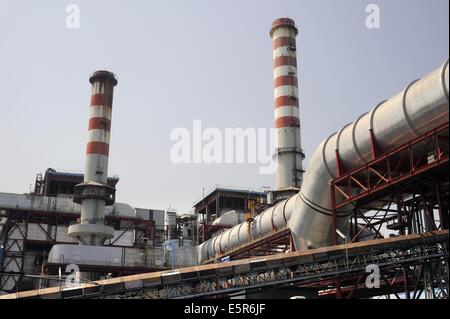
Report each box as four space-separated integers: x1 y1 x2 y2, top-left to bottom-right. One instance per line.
331 122 448 209
331 122 449 244
0 208 156 293
199 223 233 243
202 227 293 264
328 122 449 298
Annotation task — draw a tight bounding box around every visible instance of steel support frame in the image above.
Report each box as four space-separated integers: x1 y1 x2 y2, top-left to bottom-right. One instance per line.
331 122 449 210
108 219 156 247
0 208 157 294
199 223 233 243
77 238 448 299
329 122 449 298
202 227 292 264
0 210 29 293
312 259 449 299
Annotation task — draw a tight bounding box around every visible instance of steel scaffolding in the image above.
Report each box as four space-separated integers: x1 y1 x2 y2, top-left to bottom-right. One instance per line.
2 230 446 299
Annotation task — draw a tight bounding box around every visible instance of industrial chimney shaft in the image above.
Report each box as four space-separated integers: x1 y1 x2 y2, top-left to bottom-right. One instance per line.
270 18 304 190
68 70 118 246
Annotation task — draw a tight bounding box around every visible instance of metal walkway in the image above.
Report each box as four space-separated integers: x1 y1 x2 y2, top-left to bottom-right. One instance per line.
1 230 447 299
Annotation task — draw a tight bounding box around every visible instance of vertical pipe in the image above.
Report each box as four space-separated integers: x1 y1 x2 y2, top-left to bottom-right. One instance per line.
289 231 294 252
331 184 338 245
403 266 410 299
270 18 304 189
396 187 405 235
68 70 118 246
434 178 446 229
336 279 342 299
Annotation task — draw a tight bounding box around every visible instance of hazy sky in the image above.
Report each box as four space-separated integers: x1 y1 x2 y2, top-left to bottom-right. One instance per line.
0 0 448 213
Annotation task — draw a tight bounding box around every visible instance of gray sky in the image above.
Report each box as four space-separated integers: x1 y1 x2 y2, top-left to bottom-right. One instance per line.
0 0 448 213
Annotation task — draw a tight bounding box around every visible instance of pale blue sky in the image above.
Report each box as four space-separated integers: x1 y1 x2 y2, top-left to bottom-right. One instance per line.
0 0 448 213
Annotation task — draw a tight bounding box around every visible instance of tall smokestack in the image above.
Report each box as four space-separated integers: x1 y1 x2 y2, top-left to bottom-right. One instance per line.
270 18 304 190
68 70 118 245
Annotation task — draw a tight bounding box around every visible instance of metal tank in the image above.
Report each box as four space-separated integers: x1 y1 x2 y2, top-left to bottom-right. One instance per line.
165 211 177 226
271 18 305 189
68 71 118 245
198 59 449 263
165 210 178 240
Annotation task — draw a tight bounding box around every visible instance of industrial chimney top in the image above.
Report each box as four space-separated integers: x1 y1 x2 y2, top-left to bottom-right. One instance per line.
270 17 298 37
89 70 118 86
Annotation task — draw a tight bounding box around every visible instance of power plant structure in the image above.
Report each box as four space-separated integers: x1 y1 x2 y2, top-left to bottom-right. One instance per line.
0 17 448 299
271 18 305 191
68 70 118 246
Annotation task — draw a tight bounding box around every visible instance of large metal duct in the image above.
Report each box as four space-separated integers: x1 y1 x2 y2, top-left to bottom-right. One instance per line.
290 59 449 250
68 71 118 245
198 193 297 262
198 59 449 263
271 18 305 189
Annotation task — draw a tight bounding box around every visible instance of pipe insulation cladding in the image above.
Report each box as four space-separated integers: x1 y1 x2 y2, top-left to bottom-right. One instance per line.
68 71 118 246
198 59 449 263
271 18 305 189
290 58 449 250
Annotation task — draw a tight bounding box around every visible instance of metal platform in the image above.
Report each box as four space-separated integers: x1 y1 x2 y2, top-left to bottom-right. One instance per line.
1 230 447 299
0 208 157 293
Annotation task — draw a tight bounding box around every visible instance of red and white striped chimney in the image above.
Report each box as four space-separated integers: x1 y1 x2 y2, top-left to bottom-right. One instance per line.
270 18 304 190
68 70 118 245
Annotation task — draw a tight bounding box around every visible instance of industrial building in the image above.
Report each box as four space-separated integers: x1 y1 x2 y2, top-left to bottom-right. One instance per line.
0 167 198 292
0 17 448 299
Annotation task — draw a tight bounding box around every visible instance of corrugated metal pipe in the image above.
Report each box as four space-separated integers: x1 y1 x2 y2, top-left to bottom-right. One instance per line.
290 58 448 250
198 59 449 263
